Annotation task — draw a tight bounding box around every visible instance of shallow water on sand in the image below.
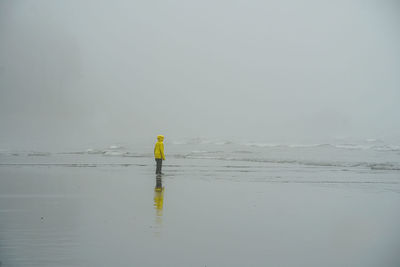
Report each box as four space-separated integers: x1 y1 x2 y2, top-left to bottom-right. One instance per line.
0 153 400 267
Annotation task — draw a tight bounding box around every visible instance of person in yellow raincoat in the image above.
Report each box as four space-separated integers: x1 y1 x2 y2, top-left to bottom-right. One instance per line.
154 135 165 174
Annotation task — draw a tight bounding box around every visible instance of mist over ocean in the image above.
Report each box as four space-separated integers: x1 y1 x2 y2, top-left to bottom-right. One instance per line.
1 0 400 149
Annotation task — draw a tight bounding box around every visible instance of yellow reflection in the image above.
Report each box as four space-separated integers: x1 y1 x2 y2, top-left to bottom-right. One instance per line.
154 174 164 217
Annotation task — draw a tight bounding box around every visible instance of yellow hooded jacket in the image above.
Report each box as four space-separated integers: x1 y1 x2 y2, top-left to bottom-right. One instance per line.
154 135 165 160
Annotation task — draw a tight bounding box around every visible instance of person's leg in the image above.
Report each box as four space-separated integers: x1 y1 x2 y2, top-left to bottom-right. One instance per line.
156 159 161 174
159 159 163 174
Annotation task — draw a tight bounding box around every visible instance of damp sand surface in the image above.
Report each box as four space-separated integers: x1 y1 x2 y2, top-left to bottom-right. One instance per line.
0 156 400 267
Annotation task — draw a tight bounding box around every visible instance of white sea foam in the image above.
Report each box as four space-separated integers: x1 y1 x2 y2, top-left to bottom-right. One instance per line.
86 148 103 154
242 142 283 148
109 145 123 150
102 150 128 156
190 150 209 154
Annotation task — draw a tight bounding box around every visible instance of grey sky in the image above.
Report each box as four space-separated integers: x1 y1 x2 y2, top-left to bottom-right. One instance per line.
0 0 399 149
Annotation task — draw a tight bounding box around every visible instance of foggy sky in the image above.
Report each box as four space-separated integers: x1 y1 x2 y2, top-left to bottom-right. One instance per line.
1 0 399 150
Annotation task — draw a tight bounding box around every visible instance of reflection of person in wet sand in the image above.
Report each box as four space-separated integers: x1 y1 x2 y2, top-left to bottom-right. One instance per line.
154 174 164 217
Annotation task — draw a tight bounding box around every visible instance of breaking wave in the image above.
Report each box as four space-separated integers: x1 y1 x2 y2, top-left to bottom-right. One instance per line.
1 139 399 171
171 138 400 152
242 142 400 151
0 163 147 167
172 154 400 171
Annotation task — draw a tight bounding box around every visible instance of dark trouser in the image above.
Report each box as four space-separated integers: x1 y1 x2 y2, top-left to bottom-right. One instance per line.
155 158 162 174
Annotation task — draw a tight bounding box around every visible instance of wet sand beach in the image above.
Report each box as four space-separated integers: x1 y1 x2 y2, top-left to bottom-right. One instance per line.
1 153 399 267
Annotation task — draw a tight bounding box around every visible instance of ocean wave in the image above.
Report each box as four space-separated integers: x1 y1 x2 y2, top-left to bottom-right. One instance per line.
86 149 103 154
102 150 129 156
174 154 400 171
27 152 51 156
0 163 147 167
371 145 400 152
1 152 399 171
0 150 52 157
171 138 212 145
241 142 400 152
243 142 345 149
247 158 400 171
368 163 400 171
242 143 283 148
365 138 381 143
190 150 209 154
108 145 125 150
0 151 20 156
171 138 233 145
214 141 233 145
8 141 399 157
233 150 253 154
170 137 400 152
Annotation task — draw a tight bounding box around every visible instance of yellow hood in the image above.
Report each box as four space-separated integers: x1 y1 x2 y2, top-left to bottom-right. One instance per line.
157 135 164 142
